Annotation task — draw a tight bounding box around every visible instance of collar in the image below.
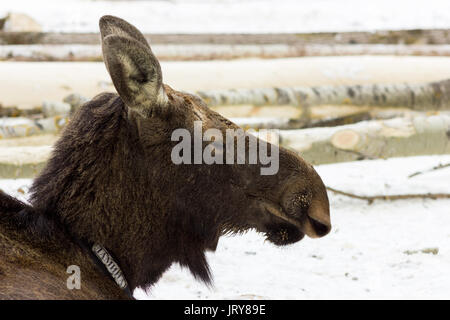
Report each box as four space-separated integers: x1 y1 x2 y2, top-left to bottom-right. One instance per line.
91 243 130 291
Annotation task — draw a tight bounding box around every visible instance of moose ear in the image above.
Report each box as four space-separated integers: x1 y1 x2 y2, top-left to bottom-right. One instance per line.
101 34 168 117
99 15 150 49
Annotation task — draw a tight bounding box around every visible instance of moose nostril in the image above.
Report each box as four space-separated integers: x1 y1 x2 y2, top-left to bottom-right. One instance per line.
309 218 331 237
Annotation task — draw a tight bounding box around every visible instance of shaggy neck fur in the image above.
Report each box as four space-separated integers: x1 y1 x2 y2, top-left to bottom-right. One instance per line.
28 93 216 291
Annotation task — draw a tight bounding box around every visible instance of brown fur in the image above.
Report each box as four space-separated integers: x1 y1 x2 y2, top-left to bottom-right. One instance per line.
0 16 331 299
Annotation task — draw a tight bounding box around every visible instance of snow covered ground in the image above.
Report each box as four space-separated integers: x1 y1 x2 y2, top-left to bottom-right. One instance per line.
2 154 449 299
1 0 450 33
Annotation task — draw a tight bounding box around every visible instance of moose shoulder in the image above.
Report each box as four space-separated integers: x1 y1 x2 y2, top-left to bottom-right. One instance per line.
0 16 331 300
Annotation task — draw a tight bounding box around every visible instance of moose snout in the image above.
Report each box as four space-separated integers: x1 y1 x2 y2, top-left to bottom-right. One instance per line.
281 170 331 238
301 201 331 238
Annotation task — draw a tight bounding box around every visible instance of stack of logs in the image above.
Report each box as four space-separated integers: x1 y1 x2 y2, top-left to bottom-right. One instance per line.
1 79 449 166
199 78 450 165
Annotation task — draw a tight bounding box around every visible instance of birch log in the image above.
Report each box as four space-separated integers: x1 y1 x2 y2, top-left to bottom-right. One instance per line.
233 110 450 130
278 115 450 165
1 29 449 46
3 44 450 62
0 116 68 138
0 146 51 179
231 111 372 129
197 79 450 111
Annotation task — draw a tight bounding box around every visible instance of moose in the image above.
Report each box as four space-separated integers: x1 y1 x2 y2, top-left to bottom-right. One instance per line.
0 16 331 299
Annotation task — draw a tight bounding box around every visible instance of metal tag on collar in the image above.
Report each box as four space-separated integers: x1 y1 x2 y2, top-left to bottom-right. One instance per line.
92 243 129 290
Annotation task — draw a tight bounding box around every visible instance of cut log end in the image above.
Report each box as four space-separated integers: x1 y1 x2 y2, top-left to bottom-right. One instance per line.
331 129 360 150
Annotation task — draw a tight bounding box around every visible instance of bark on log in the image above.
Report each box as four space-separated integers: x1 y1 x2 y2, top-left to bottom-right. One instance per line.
197 79 450 111
278 115 450 165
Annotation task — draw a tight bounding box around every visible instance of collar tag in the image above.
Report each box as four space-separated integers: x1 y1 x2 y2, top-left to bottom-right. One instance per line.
92 243 129 290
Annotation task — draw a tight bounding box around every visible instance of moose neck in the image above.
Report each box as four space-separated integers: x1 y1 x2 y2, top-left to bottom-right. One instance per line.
28 93 217 292
26 94 161 291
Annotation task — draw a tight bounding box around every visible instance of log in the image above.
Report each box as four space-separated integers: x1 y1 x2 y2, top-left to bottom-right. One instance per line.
0 146 51 179
0 13 42 32
3 57 450 110
0 110 370 139
3 44 450 62
232 112 372 130
305 111 373 128
1 29 450 45
291 44 450 57
278 115 450 165
0 104 42 117
0 108 447 141
197 79 450 111
233 110 450 130
0 117 68 138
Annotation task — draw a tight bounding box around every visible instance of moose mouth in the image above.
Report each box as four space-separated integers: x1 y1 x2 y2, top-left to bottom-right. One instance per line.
260 200 330 246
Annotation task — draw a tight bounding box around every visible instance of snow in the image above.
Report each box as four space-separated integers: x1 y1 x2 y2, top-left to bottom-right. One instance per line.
1 0 450 34
1 154 449 299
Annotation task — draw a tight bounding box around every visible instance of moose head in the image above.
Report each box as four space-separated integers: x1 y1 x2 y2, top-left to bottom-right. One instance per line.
30 16 331 291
